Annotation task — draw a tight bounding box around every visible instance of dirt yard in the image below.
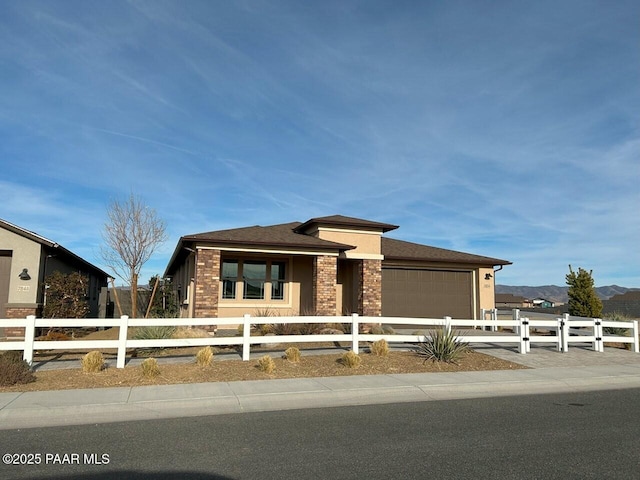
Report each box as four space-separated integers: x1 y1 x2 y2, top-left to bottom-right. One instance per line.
0 328 528 393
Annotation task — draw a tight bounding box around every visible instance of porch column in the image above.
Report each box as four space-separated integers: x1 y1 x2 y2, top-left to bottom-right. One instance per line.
313 255 337 316
359 259 382 317
194 248 220 319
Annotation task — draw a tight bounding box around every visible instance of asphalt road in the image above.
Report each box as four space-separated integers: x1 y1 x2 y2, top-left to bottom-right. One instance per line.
2 388 639 479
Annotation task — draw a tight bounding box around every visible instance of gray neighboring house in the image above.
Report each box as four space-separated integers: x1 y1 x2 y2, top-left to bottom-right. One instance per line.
0 219 111 337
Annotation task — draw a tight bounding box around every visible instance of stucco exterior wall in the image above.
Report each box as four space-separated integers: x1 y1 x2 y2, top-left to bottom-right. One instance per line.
313 228 382 256
478 266 496 315
0 228 41 305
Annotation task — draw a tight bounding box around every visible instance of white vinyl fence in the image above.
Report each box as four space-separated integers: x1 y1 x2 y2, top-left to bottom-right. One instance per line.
0 312 637 369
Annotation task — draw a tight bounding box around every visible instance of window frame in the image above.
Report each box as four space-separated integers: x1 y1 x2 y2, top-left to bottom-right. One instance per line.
219 258 288 303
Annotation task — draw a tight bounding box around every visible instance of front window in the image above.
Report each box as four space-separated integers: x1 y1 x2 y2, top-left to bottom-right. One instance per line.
222 260 238 299
221 259 286 301
243 261 267 299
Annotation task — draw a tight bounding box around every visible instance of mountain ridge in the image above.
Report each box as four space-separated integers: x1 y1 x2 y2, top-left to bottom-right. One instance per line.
495 285 639 304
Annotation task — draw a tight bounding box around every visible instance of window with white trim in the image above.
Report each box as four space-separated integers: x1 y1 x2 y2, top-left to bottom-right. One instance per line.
221 259 287 301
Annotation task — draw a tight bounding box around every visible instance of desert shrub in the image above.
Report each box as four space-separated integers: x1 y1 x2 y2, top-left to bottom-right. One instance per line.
258 323 274 335
0 352 35 386
257 355 275 374
283 346 301 363
382 325 396 335
40 331 71 341
133 326 176 340
603 312 631 336
195 346 214 367
173 327 211 339
415 329 469 364
141 358 160 377
297 323 323 335
1 350 25 365
323 323 346 333
368 324 384 335
81 351 105 373
340 350 361 368
272 323 298 335
370 339 389 357
254 307 278 318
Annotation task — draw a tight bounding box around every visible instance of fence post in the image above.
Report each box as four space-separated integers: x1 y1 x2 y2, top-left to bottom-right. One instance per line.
518 316 527 354
491 308 498 332
562 314 569 353
633 321 639 353
23 315 36 365
242 314 251 361
444 316 452 335
594 318 603 352
556 318 563 352
116 315 129 368
351 313 359 354
513 309 520 335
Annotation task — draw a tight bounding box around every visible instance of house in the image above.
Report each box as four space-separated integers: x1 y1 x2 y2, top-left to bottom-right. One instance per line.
495 293 532 309
532 298 555 308
164 215 511 321
603 290 640 319
0 219 110 337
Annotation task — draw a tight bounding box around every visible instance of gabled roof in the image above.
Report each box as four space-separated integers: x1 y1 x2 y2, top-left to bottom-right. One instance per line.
0 218 111 278
294 215 398 234
381 237 511 266
183 222 354 251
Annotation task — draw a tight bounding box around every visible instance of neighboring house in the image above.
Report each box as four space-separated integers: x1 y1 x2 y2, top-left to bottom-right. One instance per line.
495 293 532 309
532 298 555 308
164 215 511 321
603 291 640 319
0 219 110 337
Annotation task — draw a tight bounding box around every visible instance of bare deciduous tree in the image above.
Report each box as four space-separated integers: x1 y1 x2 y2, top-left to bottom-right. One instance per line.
101 194 167 317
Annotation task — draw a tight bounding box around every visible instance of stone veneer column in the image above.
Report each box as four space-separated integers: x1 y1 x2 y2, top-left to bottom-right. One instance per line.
312 255 337 316
3 306 39 337
359 259 382 317
194 248 220 319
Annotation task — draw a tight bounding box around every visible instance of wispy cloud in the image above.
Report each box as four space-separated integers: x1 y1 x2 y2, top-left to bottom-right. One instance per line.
0 0 638 286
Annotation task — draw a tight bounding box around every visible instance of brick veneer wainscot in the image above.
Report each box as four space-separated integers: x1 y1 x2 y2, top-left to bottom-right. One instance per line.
194 248 220 319
359 259 382 316
312 255 337 315
3 306 39 337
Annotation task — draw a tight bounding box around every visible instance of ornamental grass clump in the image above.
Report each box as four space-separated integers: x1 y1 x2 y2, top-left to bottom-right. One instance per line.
257 355 276 374
141 358 160 378
195 346 214 367
81 351 105 373
0 351 35 386
283 346 301 363
341 350 361 369
416 329 469 364
370 339 389 357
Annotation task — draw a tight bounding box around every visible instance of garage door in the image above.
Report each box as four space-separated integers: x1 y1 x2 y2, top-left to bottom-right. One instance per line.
382 268 473 319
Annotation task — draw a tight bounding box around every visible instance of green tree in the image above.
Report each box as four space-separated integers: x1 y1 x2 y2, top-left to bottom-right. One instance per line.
565 265 603 318
147 275 179 318
43 271 90 318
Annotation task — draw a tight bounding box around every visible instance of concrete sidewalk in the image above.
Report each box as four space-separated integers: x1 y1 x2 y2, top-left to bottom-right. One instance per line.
2 346 640 430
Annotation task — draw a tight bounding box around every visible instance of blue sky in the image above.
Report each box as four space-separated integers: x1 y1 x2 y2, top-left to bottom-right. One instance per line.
1 0 638 287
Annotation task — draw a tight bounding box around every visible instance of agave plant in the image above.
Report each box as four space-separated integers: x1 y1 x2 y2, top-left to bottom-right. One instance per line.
415 329 469 364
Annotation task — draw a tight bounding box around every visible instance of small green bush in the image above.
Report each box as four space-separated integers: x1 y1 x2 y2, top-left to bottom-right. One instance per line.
415 329 469 364
195 346 214 367
81 351 105 373
257 355 275 374
603 312 631 336
141 358 160 378
341 350 361 368
368 324 384 335
0 352 35 386
133 326 176 340
283 347 301 363
370 339 389 357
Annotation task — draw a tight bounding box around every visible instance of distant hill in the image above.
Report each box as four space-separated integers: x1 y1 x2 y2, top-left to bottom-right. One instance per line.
495 285 639 304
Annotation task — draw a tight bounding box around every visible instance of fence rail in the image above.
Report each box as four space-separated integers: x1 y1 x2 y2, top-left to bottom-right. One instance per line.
1 312 637 368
